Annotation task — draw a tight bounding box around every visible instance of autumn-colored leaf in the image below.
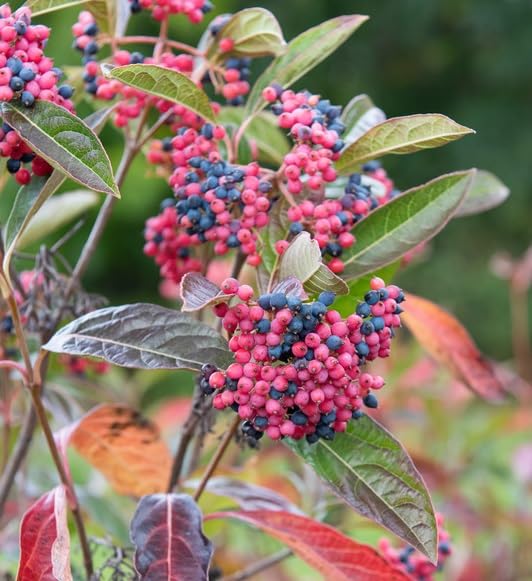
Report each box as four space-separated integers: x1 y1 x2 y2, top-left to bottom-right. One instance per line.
131 494 213 580
17 486 72 581
206 510 411 581
68 404 172 496
402 294 506 401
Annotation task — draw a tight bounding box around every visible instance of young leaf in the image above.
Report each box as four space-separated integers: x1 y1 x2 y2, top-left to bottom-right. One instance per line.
15 190 99 250
340 171 475 281
336 114 475 175
130 494 213 580
245 15 369 117
279 232 349 295
455 170 510 217
1 100 119 196
106 64 215 122
271 277 306 299
67 404 172 496
259 196 291 274
17 486 72 581
207 8 285 59
402 293 506 401
342 94 386 146
206 510 411 580
286 416 438 562
43 303 232 371
180 273 230 312
24 0 88 16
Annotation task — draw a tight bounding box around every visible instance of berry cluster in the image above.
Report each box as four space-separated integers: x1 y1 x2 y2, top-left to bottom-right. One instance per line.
277 164 397 274
264 86 345 194
58 354 110 376
221 57 251 106
201 276 404 443
379 514 451 580
0 4 73 184
128 0 213 22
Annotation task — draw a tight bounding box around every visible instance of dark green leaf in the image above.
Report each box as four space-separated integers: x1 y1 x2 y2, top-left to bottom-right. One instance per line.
337 114 475 175
340 171 476 281
455 169 510 217
245 15 368 117
286 415 438 562
1 100 119 196
43 303 232 371
106 64 214 122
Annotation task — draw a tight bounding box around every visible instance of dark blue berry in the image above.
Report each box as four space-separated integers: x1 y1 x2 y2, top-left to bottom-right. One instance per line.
269 386 283 399
291 411 308 426
364 290 380 305
287 296 302 311
270 293 287 309
254 416 268 429
356 302 371 317
7 57 22 74
9 76 24 92
19 67 35 82
352 409 364 420
84 22 99 36
58 85 74 99
361 321 375 336
258 294 272 310
355 342 370 357
326 335 343 350
371 317 385 331
6 159 21 173
306 433 320 444
363 393 378 408
289 222 303 235
318 291 336 306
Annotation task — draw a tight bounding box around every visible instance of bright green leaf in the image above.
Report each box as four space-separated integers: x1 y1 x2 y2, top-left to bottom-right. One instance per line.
25 0 89 16
455 169 510 217
287 415 438 562
106 64 214 122
337 114 475 175
245 15 368 118
1 100 119 197
340 171 476 281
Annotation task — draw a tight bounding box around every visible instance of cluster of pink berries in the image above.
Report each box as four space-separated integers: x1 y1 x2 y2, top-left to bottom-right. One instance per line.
198 276 404 443
263 86 345 194
58 354 110 377
0 4 74 184
128 0 213 22
379 514 451 580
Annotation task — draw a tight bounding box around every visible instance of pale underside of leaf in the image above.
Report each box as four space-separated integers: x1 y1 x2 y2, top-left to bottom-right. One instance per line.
455 169 510 217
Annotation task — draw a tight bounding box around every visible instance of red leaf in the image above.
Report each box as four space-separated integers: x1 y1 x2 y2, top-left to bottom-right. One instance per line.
402 293 506 401
206 510 411 581
131 494 213 580
17 486 72 581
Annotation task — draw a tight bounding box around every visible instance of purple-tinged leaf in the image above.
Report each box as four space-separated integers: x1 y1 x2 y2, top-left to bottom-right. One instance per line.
271 276 307 299
180 273 231 312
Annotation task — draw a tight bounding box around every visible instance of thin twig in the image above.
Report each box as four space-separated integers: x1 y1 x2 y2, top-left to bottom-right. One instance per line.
99 35 204 57
221 549 293 581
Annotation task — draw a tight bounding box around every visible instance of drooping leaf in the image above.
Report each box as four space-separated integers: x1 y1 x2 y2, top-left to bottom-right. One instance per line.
245 15 368 117
206 510 411 580
279 232 349 295
17 486 72 581
455 169 510 217
180 273 230 312
402 294 506 401
130 494 213 580
106 64 214 122
24 0 88 16
286 416 438 562
43 303 232 371
340 171 475 281
217 107 290 166
342 94 386 146
187 477 303 514
336 114 475 175
67 404 172 496
1 100 119 196
15 190 99 250
207 8 285 59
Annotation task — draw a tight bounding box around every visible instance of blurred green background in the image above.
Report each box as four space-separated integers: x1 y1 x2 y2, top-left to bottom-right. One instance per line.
2 0 532 360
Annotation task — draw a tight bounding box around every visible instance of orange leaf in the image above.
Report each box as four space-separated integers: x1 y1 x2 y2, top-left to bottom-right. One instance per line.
206 510 411 581
69 403 172 496
402 293 505 401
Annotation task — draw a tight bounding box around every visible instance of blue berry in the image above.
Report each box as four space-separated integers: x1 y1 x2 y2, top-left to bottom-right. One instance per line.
19 68 35 82
356 303 371 317
6 159 21 174
270 293 287 309
7 57 22 74
363 394 378 408
9 77 24 92
356 342 370 357
318 291 336 306
255 319 271 334
291 411 308 425
58 85 74 99
364 290 380 305
326 335 343 350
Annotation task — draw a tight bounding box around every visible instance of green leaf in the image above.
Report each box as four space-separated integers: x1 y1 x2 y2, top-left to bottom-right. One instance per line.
245 15 368 118
258 196 290 274
24 0 89 16
90 0 130 37
15 190 99 250
455 169 510 217
286 415 438 562
336 114 475 175
341 94 386 146
106 64 214 122
43 303 232 371
340 170 476 281
279 232 348 295
1 100 119 197
207 8 285 59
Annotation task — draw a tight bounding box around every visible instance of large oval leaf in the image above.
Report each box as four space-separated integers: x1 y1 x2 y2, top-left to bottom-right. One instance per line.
286 416 437 562
402 294 506 401
206 510 411 581
245 15 368 117
66 404 172 496
2 100 118 196
455 169 510 217
208 8 285 59
342 94 386 146
106 64 214 122
341 170 475 281
42 303 232 371
130 494 213 580
25 0 88 16
336 114 475 175
17 486 72 581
